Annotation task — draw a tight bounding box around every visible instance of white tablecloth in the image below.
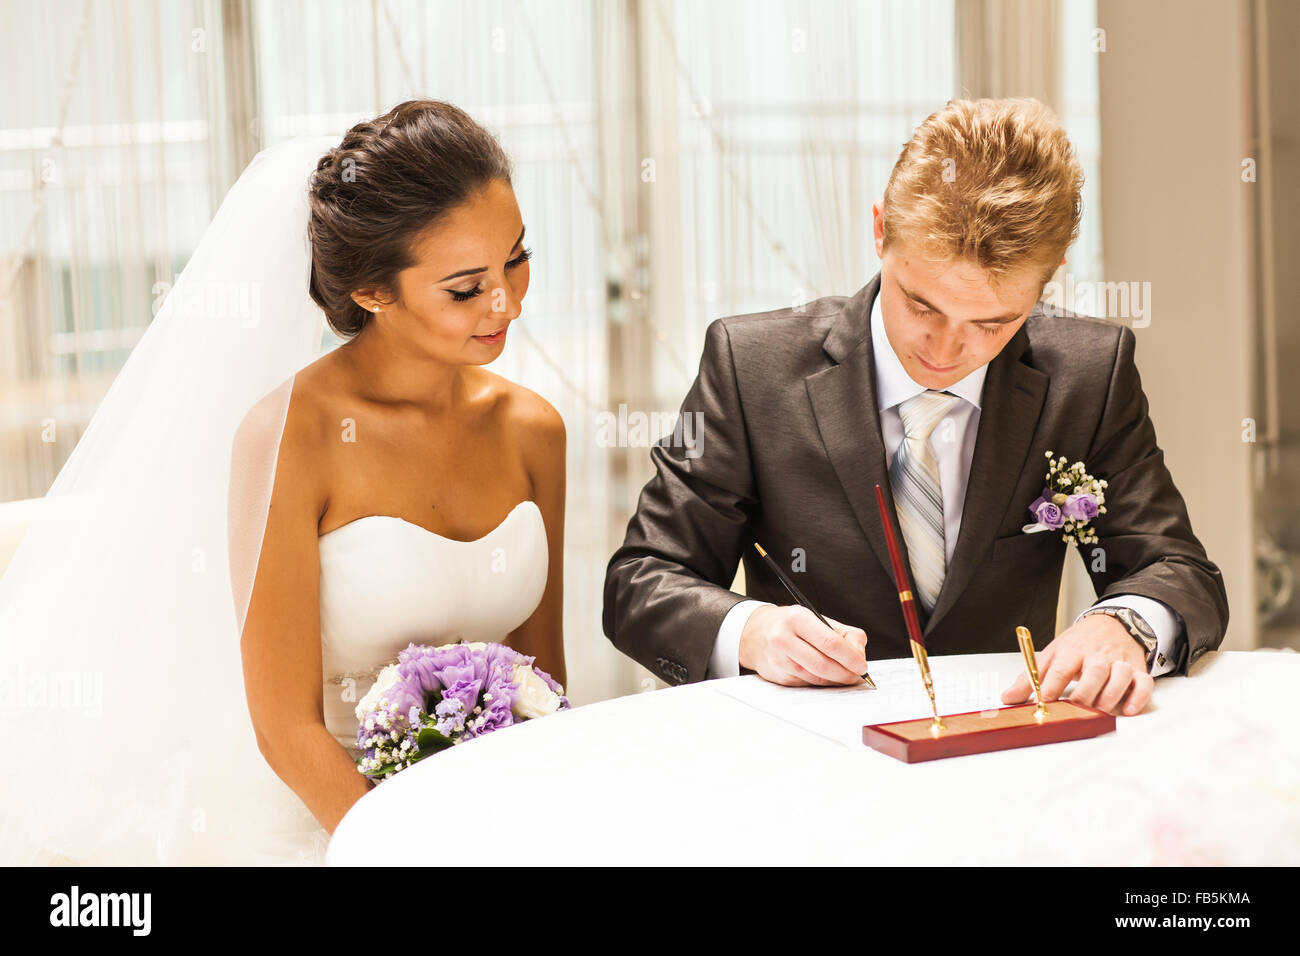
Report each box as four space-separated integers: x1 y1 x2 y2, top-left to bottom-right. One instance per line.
327 650 1300 865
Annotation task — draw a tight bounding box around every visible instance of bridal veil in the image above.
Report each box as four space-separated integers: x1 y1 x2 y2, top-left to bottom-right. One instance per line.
0 135 341 864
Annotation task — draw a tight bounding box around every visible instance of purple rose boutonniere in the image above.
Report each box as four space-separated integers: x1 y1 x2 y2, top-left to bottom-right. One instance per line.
1022 450 1108 545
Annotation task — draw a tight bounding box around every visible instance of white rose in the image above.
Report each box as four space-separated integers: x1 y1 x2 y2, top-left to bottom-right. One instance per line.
511 663 562 720
354 663 403 722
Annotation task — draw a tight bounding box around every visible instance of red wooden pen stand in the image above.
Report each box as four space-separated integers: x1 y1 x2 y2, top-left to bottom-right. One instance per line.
863 699 1116 763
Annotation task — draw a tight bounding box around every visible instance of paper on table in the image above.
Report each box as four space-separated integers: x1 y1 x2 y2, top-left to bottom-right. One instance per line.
710 654 1027 750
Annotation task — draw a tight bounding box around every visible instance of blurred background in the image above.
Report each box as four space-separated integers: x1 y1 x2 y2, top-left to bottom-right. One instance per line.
0 0 1293 704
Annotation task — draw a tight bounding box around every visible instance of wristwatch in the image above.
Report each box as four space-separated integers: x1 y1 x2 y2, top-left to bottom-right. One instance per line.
1080 606 1159 670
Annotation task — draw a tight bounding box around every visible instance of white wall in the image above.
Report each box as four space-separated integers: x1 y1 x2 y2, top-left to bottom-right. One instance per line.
1092 0 1257 650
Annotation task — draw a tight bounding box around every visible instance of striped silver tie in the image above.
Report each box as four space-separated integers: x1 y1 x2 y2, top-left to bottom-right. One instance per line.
888 389 961 616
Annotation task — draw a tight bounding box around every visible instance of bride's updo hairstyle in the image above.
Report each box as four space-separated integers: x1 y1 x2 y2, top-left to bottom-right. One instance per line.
307 99 514 339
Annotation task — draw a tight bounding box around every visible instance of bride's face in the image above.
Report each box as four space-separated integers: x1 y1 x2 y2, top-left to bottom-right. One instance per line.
384 178 531 364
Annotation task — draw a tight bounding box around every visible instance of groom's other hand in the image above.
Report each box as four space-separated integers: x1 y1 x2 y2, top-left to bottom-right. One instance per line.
739 605 869 686
999 613 1154 716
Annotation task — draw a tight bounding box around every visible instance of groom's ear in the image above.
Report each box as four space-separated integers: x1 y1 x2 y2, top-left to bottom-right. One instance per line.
871 200 886 258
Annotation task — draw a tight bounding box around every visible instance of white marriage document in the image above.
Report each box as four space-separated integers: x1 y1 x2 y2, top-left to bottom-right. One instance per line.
709 652 1034 750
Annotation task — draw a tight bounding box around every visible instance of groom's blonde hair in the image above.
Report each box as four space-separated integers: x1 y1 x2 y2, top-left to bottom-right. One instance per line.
882 98 1084 289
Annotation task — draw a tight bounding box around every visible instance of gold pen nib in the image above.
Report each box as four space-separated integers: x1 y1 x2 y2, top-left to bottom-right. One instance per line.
1016 625 1048 719
909 639 942 730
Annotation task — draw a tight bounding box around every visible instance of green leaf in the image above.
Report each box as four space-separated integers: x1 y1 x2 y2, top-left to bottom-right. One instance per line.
416 727 454 753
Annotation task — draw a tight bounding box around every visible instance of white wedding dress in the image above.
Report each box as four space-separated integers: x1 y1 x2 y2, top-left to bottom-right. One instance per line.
0 135 550 866
319 500 549 759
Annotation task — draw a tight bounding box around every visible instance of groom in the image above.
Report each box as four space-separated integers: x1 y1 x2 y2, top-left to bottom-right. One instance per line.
602 99 1228 717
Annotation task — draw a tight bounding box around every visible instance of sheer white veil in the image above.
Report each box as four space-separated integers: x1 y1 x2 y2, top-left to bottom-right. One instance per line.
0 135 341 864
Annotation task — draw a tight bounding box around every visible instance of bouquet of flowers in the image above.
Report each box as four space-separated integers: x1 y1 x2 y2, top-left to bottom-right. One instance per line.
354 641 569 781
1021 450 1108 545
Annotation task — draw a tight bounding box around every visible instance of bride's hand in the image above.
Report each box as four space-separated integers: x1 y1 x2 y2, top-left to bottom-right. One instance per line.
738 604 869 686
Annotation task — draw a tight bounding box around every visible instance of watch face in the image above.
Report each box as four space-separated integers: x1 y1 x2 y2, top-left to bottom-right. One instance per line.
1124 610 1156 642
1091 608 1155 648
1121 613 1157 655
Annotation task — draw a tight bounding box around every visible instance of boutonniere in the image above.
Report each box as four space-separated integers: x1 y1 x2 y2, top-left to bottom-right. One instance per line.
1021 451 1108 545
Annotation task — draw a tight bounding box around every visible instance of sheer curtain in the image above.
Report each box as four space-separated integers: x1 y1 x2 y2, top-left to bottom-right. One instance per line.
0 0 229 502
641 0 957 404
2 0 1103 702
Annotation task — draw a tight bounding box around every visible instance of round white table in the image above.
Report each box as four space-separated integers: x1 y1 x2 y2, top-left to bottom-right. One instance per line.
327 650 1300 865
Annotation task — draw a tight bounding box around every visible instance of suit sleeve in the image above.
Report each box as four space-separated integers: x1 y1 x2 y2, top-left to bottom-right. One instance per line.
1080 324 1229 674
602 318 758 684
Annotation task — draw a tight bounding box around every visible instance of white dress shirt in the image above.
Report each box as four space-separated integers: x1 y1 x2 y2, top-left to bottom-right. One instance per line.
708 289 1184 678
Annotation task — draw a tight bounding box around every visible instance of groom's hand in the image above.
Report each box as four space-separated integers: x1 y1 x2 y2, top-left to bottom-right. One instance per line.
739 605 869 686
1000 613 1154 716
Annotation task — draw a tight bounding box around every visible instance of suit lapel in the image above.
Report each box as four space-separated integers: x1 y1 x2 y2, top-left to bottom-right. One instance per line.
806 275 909 602
805 275 1049 638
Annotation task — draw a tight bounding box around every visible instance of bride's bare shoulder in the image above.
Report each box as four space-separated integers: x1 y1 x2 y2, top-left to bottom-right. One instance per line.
473 370 565 492
233 350 350 463
476 368 565 442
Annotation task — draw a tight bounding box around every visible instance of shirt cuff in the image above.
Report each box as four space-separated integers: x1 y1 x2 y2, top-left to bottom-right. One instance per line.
1074 593 1184 677
709 599 771 678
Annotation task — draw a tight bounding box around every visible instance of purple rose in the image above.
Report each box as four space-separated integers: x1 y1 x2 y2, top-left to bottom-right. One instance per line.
485 671 519 708
487 642 522 665
1033 499 1064 529
474 695 515 734
381 672 426 725
1064 493 1098 521
447 673 484 701
1027 487 1050 519
421 643 487 693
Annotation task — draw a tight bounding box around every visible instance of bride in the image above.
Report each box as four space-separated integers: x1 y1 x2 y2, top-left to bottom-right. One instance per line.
0 99 566 865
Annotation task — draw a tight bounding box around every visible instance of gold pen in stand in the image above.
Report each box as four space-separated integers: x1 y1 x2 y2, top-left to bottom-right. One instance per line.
872 484 943 733
1016 625 1048 721
752 542 876 689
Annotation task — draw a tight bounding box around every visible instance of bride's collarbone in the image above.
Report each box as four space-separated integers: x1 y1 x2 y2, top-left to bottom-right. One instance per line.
295 369 540 540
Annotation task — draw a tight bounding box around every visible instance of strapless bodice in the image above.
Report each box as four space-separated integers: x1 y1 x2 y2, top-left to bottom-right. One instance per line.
317 499 547 755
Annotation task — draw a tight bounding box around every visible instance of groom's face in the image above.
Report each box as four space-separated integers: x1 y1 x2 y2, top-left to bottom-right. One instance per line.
871 200 1049 390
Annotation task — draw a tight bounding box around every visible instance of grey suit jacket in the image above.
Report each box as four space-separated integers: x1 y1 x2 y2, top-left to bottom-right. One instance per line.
602 273 1229 685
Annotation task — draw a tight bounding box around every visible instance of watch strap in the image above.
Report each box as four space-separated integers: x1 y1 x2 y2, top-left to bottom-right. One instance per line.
1082 607 1158 669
